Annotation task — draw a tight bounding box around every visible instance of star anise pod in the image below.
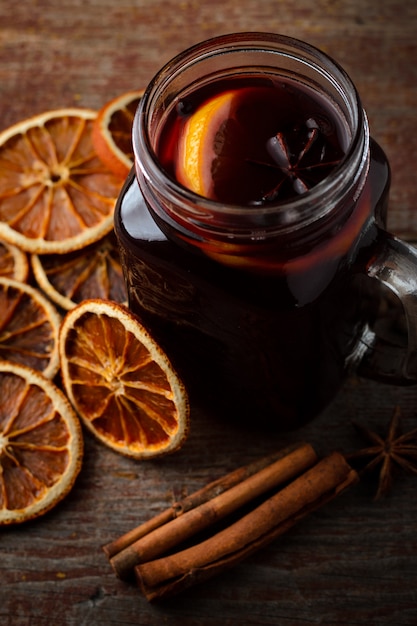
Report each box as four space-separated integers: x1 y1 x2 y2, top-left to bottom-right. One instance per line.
346 406 417 499
261 117 343 201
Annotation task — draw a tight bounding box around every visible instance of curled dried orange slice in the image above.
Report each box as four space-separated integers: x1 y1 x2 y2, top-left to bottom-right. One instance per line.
0 108 122 254
32 233 127 311
0 239 29 283
59 299 189 459
0 361 83 525
0 277 61 378
93 90 143 179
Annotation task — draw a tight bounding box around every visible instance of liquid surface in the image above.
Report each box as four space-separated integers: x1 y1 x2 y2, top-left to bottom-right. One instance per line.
157 77 349 205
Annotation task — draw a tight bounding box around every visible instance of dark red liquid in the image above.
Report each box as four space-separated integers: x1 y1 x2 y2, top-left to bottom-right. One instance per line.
157 77 349 205
115 146 389 430
115 76 391 430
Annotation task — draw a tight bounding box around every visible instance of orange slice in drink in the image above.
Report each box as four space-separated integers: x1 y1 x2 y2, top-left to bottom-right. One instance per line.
32 233 127 311
93 90 144 179
0 239 29 282
0 108 122 254
176 90 238 198
59 299 189 459
0 361 83 526
0 277 61 378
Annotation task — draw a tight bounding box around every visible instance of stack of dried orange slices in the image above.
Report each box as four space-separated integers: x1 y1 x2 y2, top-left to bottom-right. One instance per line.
0 91 189 526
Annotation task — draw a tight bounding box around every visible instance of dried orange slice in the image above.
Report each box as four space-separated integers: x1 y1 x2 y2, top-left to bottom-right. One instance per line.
32 232 127 311
59 299 189 459
0 108 122 254
0 239 29 282
0 277 60 378
0 361 83 526
93 90 144 179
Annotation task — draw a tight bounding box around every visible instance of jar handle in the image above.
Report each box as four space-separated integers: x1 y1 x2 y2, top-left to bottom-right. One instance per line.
357 230 417 383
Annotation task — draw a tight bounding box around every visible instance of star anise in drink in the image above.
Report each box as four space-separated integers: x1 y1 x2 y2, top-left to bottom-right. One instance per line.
346 406 417 499
260 117 344 201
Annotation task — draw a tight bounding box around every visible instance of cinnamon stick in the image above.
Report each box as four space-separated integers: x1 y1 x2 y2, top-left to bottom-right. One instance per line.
107 442 317 579
135 452 358 602
103 443 306 560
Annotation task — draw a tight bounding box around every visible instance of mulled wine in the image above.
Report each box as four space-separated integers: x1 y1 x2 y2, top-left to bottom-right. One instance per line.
115 141 389 429
113 34 407 430
157 76 349 206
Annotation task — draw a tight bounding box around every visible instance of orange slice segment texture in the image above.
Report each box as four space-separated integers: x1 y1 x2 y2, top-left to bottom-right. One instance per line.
0 240 29 282
93 90 143 179
0 362 83 525
59 299 189 459
0 277 61 378
176 90 237 198
0 108 122 254
32 233 127 311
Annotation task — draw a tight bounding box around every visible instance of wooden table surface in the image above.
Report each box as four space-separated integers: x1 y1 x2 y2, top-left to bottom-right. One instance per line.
1 1 417 624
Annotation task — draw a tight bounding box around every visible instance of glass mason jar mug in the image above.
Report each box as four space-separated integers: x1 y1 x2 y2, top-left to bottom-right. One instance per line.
114 33 417 430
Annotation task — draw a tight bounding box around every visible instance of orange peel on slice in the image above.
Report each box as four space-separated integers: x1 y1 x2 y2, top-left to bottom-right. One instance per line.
59 299 189 459
0 108 122 254
0 276 61 378
0 361 83 525
93 90 144 179
176 90 237 198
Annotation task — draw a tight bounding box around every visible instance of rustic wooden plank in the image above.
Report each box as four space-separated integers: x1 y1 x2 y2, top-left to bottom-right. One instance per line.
1 0 417 623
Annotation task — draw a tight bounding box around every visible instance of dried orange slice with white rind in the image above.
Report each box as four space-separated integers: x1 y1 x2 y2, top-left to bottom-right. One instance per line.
59 299 189 459
0 108 122 254
0 239 29 282
0 277 61 378
93 90 144 179
0 361 83 525
31 233 127 311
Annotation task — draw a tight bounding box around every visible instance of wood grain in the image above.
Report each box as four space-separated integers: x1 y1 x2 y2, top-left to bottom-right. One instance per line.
1 1 417 623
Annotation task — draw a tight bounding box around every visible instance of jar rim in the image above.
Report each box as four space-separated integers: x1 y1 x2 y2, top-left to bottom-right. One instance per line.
133 32 369 233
